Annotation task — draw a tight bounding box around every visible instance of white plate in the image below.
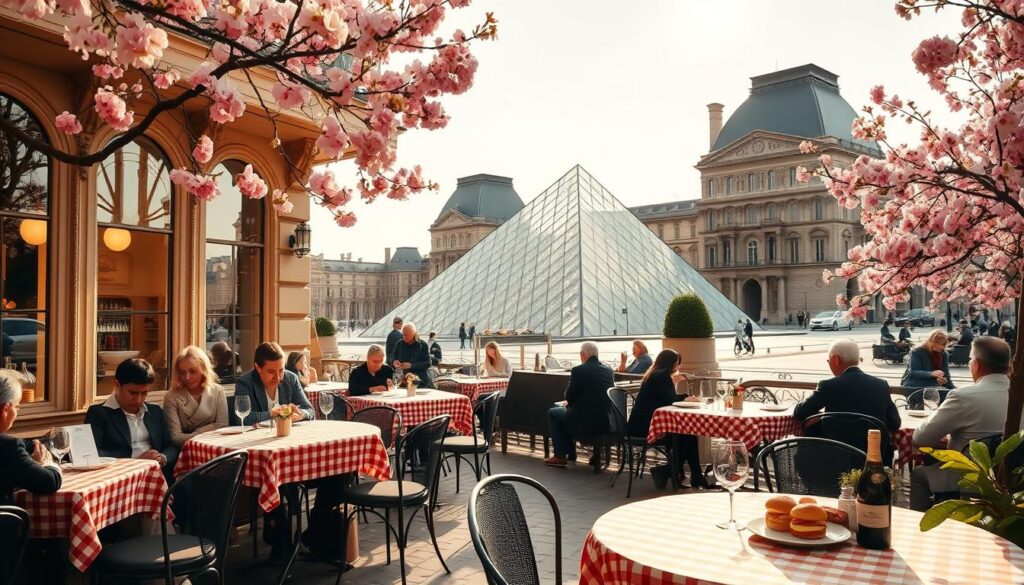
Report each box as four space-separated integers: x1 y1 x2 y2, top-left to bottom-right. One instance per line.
415 389 431 395
906 410 930 418
760 404 789 412
64 456 116 471
672 401 702 409
218 426 245 435
747 517 851 548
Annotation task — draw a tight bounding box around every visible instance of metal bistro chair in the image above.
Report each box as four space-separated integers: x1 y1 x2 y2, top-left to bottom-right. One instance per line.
468 474 563 585
93 451 248 585
434 377 461 395
905 388 949 410
0 506 29 585
743 386 778 404
441 391 501 493
338 415 451 585
754 437 866 497
802 411 892 466
352 405 401 456
324 394 355 421
605 386 665 498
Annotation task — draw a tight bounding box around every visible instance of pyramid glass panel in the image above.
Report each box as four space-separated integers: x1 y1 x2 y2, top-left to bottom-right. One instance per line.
363 165 750 338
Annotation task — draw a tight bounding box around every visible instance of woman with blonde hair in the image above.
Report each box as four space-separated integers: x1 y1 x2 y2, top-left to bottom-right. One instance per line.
901 329 956 399
479 341 512 378
163 345 229 446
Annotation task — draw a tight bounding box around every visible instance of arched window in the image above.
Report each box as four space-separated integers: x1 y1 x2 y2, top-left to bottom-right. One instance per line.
205 160 265 384
747 240 759 265
96 136 173 392
0 94 51 399
767 171 776 190
747 173 756 192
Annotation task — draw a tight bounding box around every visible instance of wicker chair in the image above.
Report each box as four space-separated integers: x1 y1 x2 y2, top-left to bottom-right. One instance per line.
322 394 354 421
468 474 562 585
441 392 501 493
754 437 865 497
0 506 29 585
93 451 248 585
435 377 461 395
743 386 778 404
351 406 401 452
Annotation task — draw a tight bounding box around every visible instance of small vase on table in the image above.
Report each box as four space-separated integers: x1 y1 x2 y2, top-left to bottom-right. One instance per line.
275 417 292 437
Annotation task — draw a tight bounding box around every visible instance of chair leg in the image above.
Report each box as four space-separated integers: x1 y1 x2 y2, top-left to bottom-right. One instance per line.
454 456 461 493
425 505 451 574
626 446 635 498
472 451 482 481
385 507 392 564
250 496 258 559
485 452 492 476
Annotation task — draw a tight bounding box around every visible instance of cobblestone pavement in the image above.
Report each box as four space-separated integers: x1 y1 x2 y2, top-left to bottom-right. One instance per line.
222 438 704 584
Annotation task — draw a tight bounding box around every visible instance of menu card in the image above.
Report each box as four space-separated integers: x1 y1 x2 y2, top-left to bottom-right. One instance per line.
65 424 100 464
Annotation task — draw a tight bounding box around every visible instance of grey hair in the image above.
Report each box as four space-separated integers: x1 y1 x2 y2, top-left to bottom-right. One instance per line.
580 341 599 360
0 373 22 406
401 322 418 335
366 344 385 357
828 339 860 367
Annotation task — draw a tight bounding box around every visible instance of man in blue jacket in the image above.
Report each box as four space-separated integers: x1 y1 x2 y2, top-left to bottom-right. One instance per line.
392 322 434 388
233 342 314 423
1 373 61 504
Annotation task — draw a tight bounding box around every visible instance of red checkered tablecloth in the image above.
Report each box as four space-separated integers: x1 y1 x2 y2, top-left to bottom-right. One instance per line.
443 377 508 402
305 382 350 419
647 405 800 450
348 389 474 435
579 492 1024 585
15 458 170 572
174 420 391 512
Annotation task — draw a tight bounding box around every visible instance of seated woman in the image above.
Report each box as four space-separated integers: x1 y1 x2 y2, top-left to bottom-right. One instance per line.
616 340 653 373
163 346 229 446
880 318 897 344
478 341 512 378
626 349 707 489
285 351 318 387
901 330 956 405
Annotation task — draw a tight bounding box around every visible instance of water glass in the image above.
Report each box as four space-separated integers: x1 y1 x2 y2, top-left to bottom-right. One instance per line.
923 387 941 412
235 395 252 433
714 440 750 530
48 427 71 464
318 391 334 420
700 380 715 409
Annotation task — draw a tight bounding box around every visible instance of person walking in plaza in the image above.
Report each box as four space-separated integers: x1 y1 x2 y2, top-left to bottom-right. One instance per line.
544 341 615 468
385 316 403 365
734 319 747 355
744 318 755 354
459 321 468 349
468 323 476 345
428 331 443 366
797 311 805 328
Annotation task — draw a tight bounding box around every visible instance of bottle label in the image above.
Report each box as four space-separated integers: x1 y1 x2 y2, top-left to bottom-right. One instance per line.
857 503 890 529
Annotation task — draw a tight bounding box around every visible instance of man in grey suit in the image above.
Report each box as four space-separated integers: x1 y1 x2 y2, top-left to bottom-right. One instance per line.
910 336 1012 510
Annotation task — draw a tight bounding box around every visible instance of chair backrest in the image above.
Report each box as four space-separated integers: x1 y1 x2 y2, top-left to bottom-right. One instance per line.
605 386 630 437
398 415 450 508
754 437 866 497
474 392 501 445
905 388 948 410
435 378 461 394
325 394 354 421
0 506 29 585
468 474 562 585
544 355 563 371
164 451 248 581
802 411 890 463
743 386 778 404
352 406 401 450
457 365 478 376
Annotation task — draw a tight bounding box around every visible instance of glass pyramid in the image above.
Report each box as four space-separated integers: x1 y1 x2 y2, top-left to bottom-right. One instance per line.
363 165 748 338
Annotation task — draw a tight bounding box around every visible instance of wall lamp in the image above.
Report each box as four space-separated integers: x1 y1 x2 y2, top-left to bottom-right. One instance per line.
289 221 312 258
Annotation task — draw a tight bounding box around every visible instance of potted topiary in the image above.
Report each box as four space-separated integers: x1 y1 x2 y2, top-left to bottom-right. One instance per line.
314 317 338 356
662 294 720 375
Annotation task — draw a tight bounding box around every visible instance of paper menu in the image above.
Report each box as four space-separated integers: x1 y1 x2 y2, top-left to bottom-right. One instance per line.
65 424 100 464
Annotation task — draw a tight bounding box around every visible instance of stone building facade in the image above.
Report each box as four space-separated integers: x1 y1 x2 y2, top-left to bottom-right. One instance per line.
309 247 428 328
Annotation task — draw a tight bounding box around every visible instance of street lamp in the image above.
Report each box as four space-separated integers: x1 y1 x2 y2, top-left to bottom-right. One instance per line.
622 307 629 335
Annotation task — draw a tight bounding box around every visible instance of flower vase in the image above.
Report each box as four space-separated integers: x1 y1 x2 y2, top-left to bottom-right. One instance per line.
406 383 416 397
275 417 292 437
732 394 744 413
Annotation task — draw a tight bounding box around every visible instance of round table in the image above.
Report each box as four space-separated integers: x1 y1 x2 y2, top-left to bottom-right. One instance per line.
579 492 1024 584
646 404 800 451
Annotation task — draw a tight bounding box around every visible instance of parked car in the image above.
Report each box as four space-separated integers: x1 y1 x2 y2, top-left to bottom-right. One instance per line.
899 308 936 327
809 310 853 331
1 317 44 367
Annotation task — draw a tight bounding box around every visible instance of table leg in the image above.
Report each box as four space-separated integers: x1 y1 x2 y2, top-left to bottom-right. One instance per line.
501 430 508 453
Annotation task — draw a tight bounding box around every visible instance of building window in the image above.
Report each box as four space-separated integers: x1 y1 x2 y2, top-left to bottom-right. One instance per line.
767 170 776 190
766 203 778 220
789 166 797 186
789 238 800 263
814 238 827 262
814 199 825 221
707 179 716 197
746 207 757 225
725 211 735 226
0 94 50 399
747 240 758 265
726 176 735 195
690 224 696 237
96 136 173 393
657 223 664 239
747 173 756 192
705 211 716 231
674 223 680 240
723 240 732 266
205 160 265 385
767 236 777 263
706 246 718 268
788 201 799 222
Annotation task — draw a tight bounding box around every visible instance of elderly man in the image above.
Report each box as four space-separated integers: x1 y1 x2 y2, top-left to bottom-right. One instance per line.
84 358 179 483
794 340 901 464
385 316 403 365
544 341 615 467
348 344 394 396
910 337 1013 511
392 322 434 388
234 342 314 423
0 373 61 504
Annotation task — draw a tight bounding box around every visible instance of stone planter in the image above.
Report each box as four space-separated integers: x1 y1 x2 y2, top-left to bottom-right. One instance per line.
317 334 338 356
662 337 720 377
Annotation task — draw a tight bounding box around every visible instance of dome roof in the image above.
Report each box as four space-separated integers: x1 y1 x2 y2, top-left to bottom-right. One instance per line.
712 64 879 154
435 174 524 223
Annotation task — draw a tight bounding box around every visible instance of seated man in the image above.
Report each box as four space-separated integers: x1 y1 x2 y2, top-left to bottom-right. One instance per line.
391 322 434 388
880 318 897 344
911 337 1012 511
898 321 913 348
0 373 61 504
615 340 652 374
544 341 615 467
85 358 179 484
794 340 901 465
234 342 314 423
955 319 974 346
348 344 394 396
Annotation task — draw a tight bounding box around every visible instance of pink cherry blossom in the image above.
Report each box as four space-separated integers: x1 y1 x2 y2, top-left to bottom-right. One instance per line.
63 13 112 59
316 116 349 158
271 189 293 214
270 82 309 109
912 35 958 75
170 169 220 201
207 79 245 123
92 64 124 80
114 13 168 69
236 164 268 199
55 111 83 134
334 211 357 227
93 87 134 132
153 70 180 89
192 135 213 164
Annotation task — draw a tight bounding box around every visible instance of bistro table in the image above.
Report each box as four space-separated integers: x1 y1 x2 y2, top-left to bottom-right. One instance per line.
305 381 350 419
647 403 800 451
579 491 1024 584
347 389 475 436
892 407 935 468
440 376 509 402
15 458 170 572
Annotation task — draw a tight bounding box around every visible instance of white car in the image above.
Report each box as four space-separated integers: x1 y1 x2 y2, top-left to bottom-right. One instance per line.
809 310 853 331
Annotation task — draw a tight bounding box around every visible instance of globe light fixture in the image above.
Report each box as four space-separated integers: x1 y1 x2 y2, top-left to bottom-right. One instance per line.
103 227 132 252
19 218 47 246
289 221 312 258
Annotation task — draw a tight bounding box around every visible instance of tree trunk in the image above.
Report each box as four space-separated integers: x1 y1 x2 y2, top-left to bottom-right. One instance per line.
1003 308 1024 440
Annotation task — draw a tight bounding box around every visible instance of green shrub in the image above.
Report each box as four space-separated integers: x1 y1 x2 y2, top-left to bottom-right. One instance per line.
315 317 337 337
663 294 713 338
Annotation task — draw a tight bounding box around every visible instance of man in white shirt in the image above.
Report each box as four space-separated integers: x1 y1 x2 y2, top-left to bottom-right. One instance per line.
910 336 1012 510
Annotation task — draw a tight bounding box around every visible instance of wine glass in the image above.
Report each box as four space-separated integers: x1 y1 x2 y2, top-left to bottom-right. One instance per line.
715 382 728 408
48 427 71 464
235 395 251 433
318 391 334 420
700 380 715 409
922 387 941 412
714 440 750 530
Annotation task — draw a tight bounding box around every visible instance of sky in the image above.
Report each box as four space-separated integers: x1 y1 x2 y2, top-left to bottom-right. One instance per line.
308 0 964 263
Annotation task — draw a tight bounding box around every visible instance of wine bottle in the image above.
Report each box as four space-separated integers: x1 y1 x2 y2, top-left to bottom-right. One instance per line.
856 429 891 549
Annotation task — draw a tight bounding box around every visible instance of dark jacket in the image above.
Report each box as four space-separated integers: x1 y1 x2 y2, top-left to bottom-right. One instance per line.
901 346 955 390
956 328 974 347
794 367 902 464
0 434 61 504
744 321 754 337
232 369 314 423
565 356 615 437
385 329 403 364
348 363 394 397
899 327 912 342
459 325 467 341
429 341 442 366
880 324 896 342
627 370 682 438
393 338 434 388
83 401 179 477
